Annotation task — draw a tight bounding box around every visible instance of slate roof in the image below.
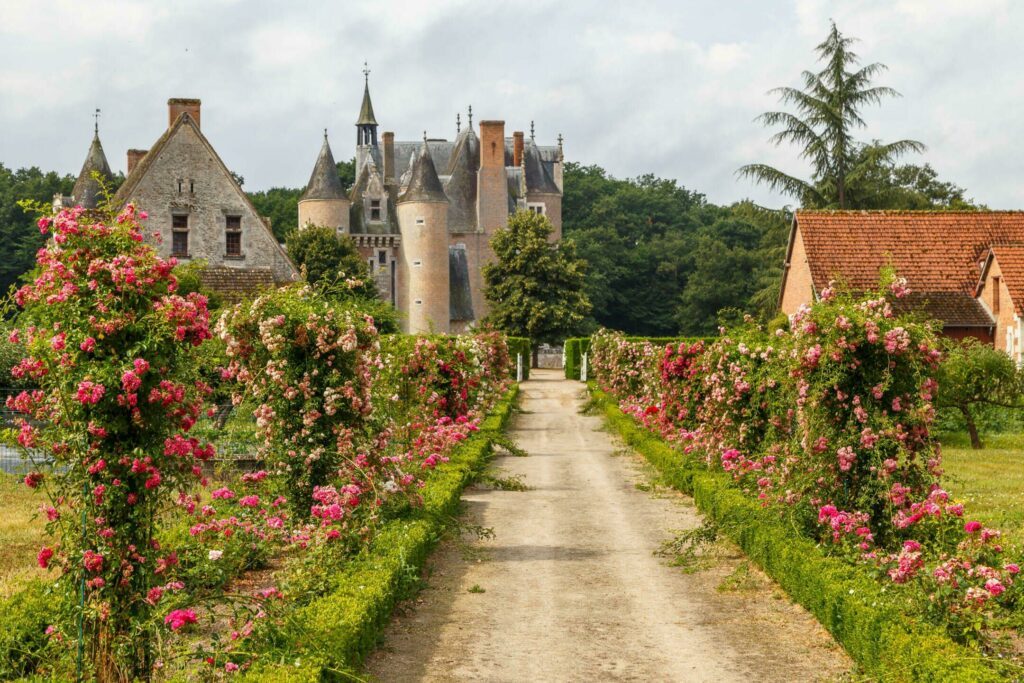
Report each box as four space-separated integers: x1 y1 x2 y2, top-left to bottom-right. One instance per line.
357 81 377 126
978 246 1024 316
789 211 1024 327
399 141 447 203
71 132 114 209
442 128 479 233
522 139 560 194
302 134 345 201
449 244 474 321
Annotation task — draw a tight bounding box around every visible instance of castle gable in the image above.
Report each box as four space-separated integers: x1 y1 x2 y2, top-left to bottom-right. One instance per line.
117 109 297 284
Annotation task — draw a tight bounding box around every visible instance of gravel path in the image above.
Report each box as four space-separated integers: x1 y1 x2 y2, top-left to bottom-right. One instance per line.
364 369 852 682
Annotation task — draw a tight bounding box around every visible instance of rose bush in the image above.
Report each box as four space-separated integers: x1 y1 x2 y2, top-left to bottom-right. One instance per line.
7 204 214 679
591 278 1022 643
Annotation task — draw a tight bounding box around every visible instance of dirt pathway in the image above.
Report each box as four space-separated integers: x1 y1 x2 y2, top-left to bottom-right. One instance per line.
364 370 852 682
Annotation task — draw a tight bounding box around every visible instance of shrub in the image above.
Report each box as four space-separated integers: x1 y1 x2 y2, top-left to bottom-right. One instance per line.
7 204 214 679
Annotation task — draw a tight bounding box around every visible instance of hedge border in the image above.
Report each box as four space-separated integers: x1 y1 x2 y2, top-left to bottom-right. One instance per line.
563 337 591 380
588 385 1008 683
240 385 520 681
506 337 531 380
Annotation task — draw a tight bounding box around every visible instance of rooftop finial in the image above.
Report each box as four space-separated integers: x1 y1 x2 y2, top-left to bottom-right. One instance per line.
456 112 461 134
530 120 535 140
557 133 563 148
423 130 428 142
467 105 473 128
93 107 101 136
362 60 370 84
324 127 328 140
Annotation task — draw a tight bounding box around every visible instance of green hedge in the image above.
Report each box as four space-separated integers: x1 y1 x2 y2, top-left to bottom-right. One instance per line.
0 579 54 679
588 385 1008 683
563 337 591 379
240 385 520 681
506 337 531 380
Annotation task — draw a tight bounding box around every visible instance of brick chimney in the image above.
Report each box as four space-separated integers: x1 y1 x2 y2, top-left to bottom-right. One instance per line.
382 131 395 182
513 131 524 167
126 149 147 175
479 120 505 169
168 98 201 128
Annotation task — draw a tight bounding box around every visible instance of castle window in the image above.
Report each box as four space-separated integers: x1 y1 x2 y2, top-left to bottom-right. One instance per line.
368 258 375 273
527 202 546 216
378 250 387 265
225 215 242 257
171 214 189 257
370 199 381 221
415 217 425 225
189 180 195 194
177 179 183 194
413 260 422 267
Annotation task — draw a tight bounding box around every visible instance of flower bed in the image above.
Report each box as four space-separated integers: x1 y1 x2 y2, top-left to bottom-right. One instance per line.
0 204 517 680
589 280 1022 678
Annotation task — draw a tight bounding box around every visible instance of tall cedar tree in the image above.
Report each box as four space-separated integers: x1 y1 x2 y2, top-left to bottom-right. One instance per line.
484 210 590 361
738 21 924 208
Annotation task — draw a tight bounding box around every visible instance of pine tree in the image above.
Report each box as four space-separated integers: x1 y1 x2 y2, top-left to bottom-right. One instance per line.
483 210 590 362
738 21 924 208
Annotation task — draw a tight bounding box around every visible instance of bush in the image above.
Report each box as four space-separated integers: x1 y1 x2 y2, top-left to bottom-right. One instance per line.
506 337 531 379
563 337 591 379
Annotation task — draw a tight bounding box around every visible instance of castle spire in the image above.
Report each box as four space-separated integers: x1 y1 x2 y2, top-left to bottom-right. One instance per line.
72 112 113 209
399 139 447 204
302 131 345 200
356 62 379 149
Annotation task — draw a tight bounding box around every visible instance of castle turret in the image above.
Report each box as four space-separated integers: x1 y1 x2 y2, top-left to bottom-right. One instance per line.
397 139 450 334
70 119 114 209
298 130 350 233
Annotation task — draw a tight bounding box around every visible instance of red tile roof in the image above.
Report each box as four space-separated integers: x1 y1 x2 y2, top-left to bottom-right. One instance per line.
981 246 1024 316
793 211 1024 327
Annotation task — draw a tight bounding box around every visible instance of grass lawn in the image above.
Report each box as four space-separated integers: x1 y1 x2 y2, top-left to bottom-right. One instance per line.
0 472 47 597
941 431 1024 549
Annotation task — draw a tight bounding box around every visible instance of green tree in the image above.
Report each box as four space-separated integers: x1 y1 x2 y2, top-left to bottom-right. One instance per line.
484 210 591 361
0 164 75 295
738 21 924 208
936 338 1024 449
248 187 302 242
837 143 979 209
286 224 373 291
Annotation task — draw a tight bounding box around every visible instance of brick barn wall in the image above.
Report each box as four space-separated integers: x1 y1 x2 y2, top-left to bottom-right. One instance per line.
779 224 815 316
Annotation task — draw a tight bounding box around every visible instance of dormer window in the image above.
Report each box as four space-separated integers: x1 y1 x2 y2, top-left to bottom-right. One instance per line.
370 199 381 222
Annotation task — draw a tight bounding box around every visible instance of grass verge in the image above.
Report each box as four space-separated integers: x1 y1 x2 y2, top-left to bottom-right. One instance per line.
589 384 1010 683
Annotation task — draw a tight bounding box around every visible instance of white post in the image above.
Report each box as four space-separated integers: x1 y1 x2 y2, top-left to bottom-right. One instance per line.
516 353 523 382
581 352 588 382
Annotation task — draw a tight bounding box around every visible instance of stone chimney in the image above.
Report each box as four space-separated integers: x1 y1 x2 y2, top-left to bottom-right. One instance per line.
168 98 201 128
126 149 147 175
513 131 524 168
382 131 395 182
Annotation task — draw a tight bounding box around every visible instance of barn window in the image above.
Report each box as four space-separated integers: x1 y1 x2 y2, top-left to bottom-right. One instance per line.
225 215 242 257
993 276 1001 314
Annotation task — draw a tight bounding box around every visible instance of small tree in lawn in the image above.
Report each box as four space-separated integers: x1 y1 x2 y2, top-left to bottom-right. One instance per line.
483 210 590 366
936 337 1024 449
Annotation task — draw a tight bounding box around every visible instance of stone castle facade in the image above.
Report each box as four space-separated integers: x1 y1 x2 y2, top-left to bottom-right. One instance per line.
297 75 564 333
56 75 563 326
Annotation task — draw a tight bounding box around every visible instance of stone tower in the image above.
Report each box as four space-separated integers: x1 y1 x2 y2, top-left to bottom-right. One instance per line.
397 140 450 334
298 131 350 233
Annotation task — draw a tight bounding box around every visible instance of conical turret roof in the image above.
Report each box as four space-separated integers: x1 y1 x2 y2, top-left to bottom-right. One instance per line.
523 138 560 195
71 131 113 209
301 132 345 200
399 140 447 204
357 80 377 126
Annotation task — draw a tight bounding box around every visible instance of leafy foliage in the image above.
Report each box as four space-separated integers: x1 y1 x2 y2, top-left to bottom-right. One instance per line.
738 21 925 208
483 209 591 345
936 338 1024 448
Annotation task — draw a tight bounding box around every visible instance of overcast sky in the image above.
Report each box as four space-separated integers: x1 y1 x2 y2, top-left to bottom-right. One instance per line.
1 0 1021 208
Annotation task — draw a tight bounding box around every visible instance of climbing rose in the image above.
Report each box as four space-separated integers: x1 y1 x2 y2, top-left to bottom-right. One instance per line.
164 609 198 631
37 547 54 569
